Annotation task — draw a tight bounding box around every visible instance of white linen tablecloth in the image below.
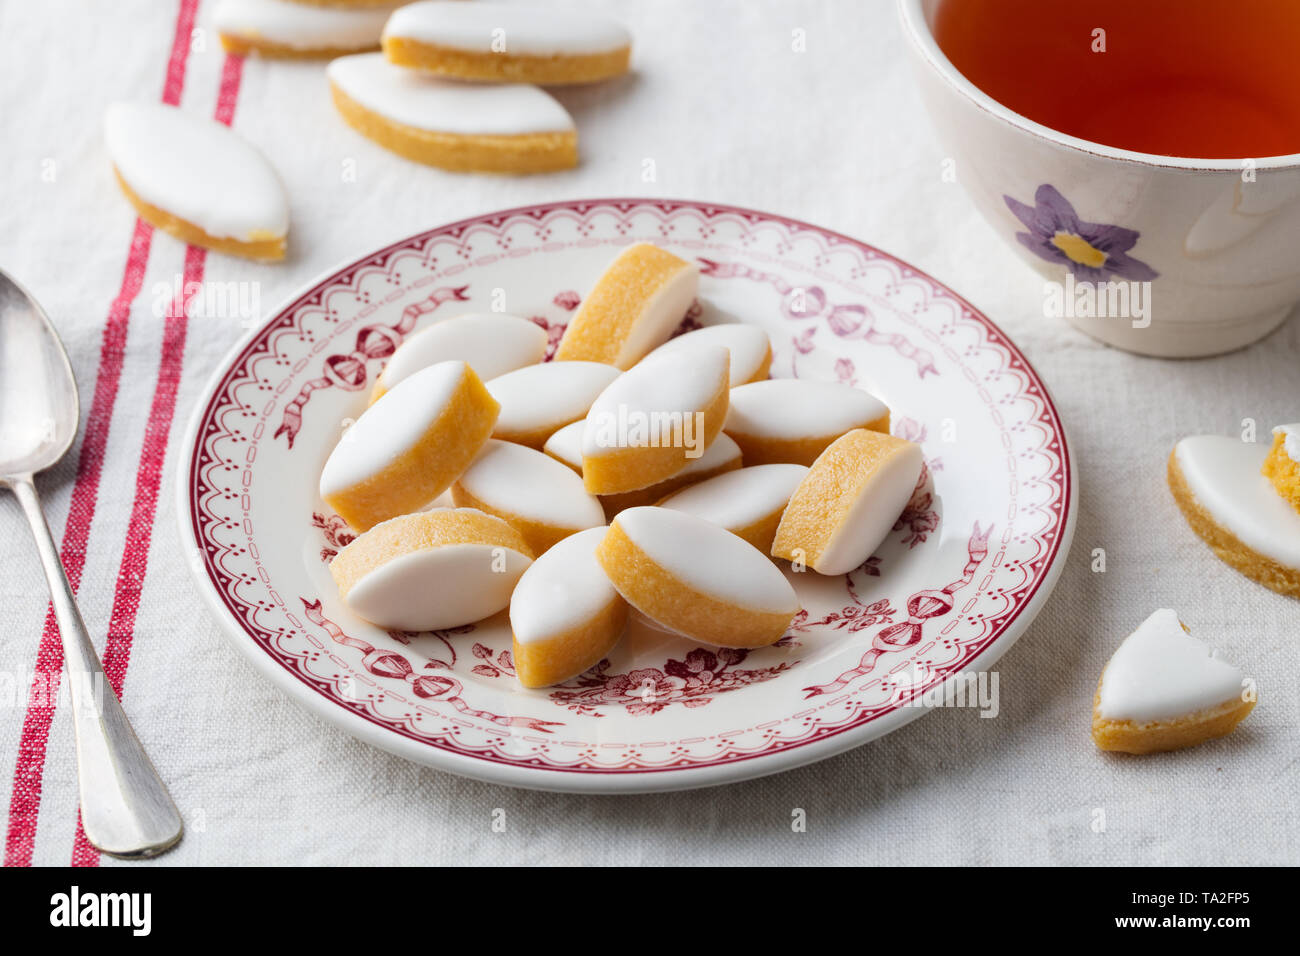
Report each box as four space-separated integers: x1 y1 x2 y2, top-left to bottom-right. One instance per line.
1 0 1296 867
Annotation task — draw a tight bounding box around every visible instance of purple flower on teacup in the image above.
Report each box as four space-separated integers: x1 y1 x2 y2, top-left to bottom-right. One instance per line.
1003 184 1158 282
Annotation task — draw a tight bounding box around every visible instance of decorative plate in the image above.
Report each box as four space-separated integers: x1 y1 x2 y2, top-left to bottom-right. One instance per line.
178 198 1076 792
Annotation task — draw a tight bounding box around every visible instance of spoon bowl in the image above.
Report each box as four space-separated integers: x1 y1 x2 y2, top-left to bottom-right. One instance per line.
0 272 78 476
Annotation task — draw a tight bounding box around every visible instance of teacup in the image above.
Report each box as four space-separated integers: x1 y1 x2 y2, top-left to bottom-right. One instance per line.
899 0 1300 357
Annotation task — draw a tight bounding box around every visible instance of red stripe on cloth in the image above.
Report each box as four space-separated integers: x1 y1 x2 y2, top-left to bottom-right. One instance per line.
213 51 245 126
2 0 202 869
70 246 206 868
161 0 201 107
70 52 247 867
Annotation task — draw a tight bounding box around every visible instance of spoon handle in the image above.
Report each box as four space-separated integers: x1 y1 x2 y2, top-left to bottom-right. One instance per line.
9 475 183 859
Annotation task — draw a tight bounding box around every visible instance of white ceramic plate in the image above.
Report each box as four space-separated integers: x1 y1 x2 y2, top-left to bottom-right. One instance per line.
178 198 1076 792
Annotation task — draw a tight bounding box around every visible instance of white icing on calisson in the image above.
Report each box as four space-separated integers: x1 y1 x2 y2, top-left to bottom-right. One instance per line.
383 1 631 57
326 53 575 135
658 464 808 530
612 507 799 616
664 432 742 479
581 346 729 458
643 324 772 387
453 440 604 538
1096 608 1245 723
1276 423 1300 463
378 313 547 393
319 359 468 497
346 538 531 631
510 527 618 645
726 379 887 441
487 361 620 445
104 102 288 242
214 0 395 51
1175 435 1300 569
542 419 586 471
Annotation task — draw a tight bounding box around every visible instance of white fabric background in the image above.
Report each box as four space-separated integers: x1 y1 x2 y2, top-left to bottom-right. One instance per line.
0 0 1296 866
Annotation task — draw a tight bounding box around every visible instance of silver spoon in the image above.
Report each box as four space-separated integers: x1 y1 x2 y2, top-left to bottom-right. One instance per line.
0 268 182 859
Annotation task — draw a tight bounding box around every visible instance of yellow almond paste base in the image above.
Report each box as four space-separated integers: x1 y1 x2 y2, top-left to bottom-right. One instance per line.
330 82 578 174
1091 684 1255 755
555 245 695 367
449 483 578 556
286 0 399 6
729 412 890 467
1167 450 1300 598
494 421 577 451
322 367 499 531
383 36 631 85
513 596 628 688
1262 432 1300 513
582 384 729 495
745 344 773 385
218 35 378 59
596 522 793 649
330 509 533 599
113 168 285 262
771 428 913 568
729 508 786 554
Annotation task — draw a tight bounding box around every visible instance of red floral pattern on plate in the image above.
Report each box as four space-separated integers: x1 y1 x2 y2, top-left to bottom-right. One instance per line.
549 647 795 718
